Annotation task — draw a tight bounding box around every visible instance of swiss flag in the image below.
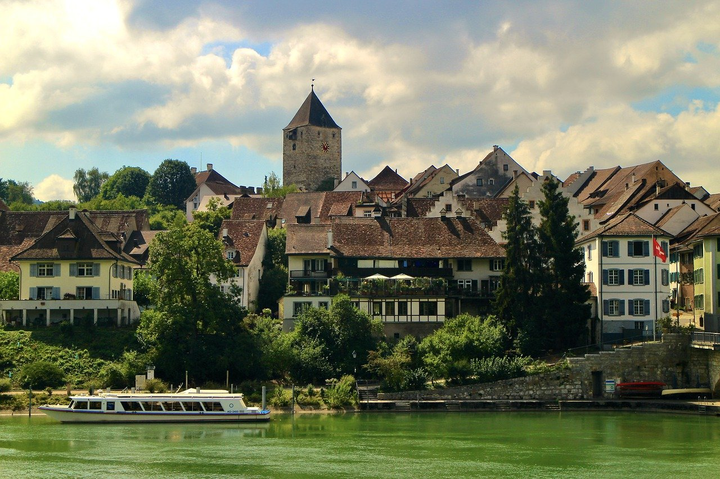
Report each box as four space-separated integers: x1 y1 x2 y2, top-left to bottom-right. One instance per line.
653 238 667 262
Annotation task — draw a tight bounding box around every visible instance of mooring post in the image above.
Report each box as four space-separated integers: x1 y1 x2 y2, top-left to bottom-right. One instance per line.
262 386 267 411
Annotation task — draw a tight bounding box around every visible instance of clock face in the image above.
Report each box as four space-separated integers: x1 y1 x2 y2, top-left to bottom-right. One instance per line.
321 141 329 152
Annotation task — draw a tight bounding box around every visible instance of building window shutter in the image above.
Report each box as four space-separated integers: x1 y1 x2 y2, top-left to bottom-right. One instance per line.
112 264 117 277
611 241 619 257
643 270 650 285
661 269 669 286
619 270 625 285
29 287 37 299
603 300 609 315
661 241 668 256
628 241 633 257
602 270 608 285
644 299 651 316
628 300 633 315
92 287 100 300
30 264 37 277
93 263 100 276
662 300 669 313
52 287 60 299
471 280 478 292
70 264 77 276
53 264 61 277
602 241 608 257
643 241 650 256
619 300 625 316
127 289 132 300
128 268 133 280
628 269 633 284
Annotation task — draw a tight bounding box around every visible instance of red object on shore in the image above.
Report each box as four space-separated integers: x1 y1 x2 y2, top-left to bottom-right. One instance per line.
616 381 666 398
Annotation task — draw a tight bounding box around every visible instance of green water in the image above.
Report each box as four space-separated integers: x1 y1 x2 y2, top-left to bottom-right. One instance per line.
1 412 719 478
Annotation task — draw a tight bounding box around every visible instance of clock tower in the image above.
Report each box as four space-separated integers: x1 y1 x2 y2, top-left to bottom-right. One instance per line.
283 88 342 191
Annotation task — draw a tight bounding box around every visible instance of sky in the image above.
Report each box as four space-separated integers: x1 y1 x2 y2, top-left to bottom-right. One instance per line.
1 0 720 202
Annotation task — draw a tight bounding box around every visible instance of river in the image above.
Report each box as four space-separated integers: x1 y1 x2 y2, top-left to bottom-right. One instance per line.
1 412 719 478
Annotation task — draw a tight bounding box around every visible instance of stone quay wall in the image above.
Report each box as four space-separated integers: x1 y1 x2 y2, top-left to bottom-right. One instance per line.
380 334 717 401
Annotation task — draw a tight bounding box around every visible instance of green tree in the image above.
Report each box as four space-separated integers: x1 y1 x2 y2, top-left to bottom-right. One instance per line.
73 168 109 202
0 178 8 202
147 159 196 209
79 193 146 211
256 228 288 316
493 186 542 355
149 206 187 230
537 178 591 351
192 197 230 237
18 361 65 389
101 166 151 200
263 172 298 198
0 271 19 300
5 179 34 206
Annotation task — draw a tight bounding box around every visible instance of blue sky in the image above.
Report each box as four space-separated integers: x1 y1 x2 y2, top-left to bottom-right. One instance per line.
1 0 720 201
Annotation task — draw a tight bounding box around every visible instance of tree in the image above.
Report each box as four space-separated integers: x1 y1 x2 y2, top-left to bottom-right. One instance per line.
256 228 288 315
537 178 591 351
147 159 196 209
0 178 7 202
73 168 109 203
149 206 187 230
263 172 298 198
0 271 19 300
4 179 34 206
493 186 543 355
192 197 230 237
101 166 151 200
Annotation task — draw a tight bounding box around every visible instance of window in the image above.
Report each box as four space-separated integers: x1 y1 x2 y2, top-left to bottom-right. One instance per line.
490 259 505 271
632 299 646 316
634 321 645 331
458 279 472 289
457 259 472 271
503 164 509 172
694 294 704 309
586 245 592 261
603 269 623 286
717 264 720 280
419 302 437 316
476 178 483 186
661 269 669 286
628 240 649 257
693 243 703 258
654 204 659 211
489 276 500 292
351 181 357 189
587 271 593 283
607 299 621 316
76 287 93 300
76 263 94 276
226 251 235 260
293 302 311 317
363 210 372 217
445 204 452 213
694 268 704 284
662 300 670 313
397 302 408 315
488 179 495 186
372 302 383 316
37 263 54 277
631 269 649 286
318 301 329 309
602 240 620 257
34 287 54 300
385 302 395 316
583 220 590 231
528 200 535 209
440 177 445 184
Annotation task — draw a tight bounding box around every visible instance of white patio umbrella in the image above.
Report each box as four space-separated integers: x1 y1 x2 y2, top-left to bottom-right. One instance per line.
364 273 390 280
391 273 414 280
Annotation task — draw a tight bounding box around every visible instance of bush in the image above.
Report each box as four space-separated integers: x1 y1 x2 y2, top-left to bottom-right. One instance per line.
144 378 168 393
269 387 290 407
0 378 11 393
324 375 356 409
18 361 65 389
98 363 128 389
402 368 428 391
470 356 532 383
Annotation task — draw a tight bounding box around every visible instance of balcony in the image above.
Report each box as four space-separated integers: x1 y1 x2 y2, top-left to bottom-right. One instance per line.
336 267 454 279
290 270 330 279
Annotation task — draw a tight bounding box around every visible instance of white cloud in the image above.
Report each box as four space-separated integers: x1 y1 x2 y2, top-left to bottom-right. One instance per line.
34 174 75 202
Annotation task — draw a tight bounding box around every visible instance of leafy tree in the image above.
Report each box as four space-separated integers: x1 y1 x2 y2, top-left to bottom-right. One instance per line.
4 180 34 206
101 166 151 200
419 314 506 382
493 186 542 354
537 178 591 351
192 197 230 237
73 168 109 202
18 361 65 389
132 270 154 309
79 194 146 211
149 206 187 230
0 178 8 202
243 312 294 380
263 172 298 198
265 228 288 268
147 159 196 209
0 271 19 300
256 228 288 316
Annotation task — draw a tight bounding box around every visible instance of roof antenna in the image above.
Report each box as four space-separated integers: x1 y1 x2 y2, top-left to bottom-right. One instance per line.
311 78 315 91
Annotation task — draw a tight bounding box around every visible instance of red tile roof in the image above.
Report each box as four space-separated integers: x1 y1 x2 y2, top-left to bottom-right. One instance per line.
220 220 266 266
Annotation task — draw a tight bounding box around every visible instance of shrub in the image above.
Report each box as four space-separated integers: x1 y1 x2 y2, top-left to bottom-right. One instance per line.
144 379 168 393
324 375 356 409
18 361 65 389
0 378 11 393
402 368 428 391
470 356 532 383
269 387 290 407
98 363 127 389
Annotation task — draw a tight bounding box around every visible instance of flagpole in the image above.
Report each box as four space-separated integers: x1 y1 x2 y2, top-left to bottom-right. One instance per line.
653 235 657 341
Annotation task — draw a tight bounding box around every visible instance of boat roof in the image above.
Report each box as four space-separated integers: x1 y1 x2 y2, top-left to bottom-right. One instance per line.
70 388 244 400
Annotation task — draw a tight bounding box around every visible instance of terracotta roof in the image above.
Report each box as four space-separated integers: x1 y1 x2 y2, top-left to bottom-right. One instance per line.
676 213 720 244
368 166 409 191
192 169 247 196
279 191 362 224
654 205 686 229
284 89 340 129
562 171 582 188
11 211 139 264
704 193 720 212
220 220 266 267
126 230 161 264
580 213 670 242
460 198 509 225
328 217 505 258
406 198 436 217
230 197 284 222
286 224 331 255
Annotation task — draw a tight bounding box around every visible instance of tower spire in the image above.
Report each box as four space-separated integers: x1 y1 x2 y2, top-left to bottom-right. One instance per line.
311 78 315 91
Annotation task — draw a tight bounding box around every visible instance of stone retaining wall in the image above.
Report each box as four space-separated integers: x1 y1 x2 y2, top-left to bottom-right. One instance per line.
381 334 717 401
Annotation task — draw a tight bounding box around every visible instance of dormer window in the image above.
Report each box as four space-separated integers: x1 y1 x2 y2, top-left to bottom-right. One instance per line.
226 250 235 260
476 178 483 186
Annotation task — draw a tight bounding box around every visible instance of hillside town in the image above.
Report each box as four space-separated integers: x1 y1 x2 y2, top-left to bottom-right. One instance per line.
1 88 719 352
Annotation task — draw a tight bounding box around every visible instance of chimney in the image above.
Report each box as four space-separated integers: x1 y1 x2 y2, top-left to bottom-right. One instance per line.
69 207 76 220
191 167 197 175
685 182 690 189
542 170 551 178
207 163 213 171
222 228 228 238
493 145 499 151
327 229 333 249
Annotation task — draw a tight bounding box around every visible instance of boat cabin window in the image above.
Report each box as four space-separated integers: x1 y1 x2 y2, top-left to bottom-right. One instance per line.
202 402 224 412
140 401 163 411
161 402 184 412
73 401 88 410
121 401 143 412
106 401 116 411
182 401 202 412
89 401 103 410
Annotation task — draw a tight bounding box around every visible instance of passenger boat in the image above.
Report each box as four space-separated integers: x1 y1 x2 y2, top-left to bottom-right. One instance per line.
39 388 270 423
616 381 665 398
660 388 713 400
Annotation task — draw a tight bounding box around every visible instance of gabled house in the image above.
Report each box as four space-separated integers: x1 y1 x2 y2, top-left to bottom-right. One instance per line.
577 213 671 343
451 145 530 198
216 220 268 311
1 208 141 327
334 171 370 192
230 197 284 229
186 164 254 222
401 164 458 199
282 216 505 337
367 166 409 203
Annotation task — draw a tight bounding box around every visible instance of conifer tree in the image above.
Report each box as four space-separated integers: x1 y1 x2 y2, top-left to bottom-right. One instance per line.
537 178 591 351
493 186 542 354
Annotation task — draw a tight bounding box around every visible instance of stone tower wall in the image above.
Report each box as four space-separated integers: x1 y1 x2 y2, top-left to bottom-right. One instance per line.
283 125 341 191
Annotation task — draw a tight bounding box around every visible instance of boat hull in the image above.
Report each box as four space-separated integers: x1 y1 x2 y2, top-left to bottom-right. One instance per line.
660 388 712 400
39 406 270 424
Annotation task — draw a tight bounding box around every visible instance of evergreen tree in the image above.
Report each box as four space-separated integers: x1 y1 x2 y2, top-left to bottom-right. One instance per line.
493 186 542 354
537 178 591 351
